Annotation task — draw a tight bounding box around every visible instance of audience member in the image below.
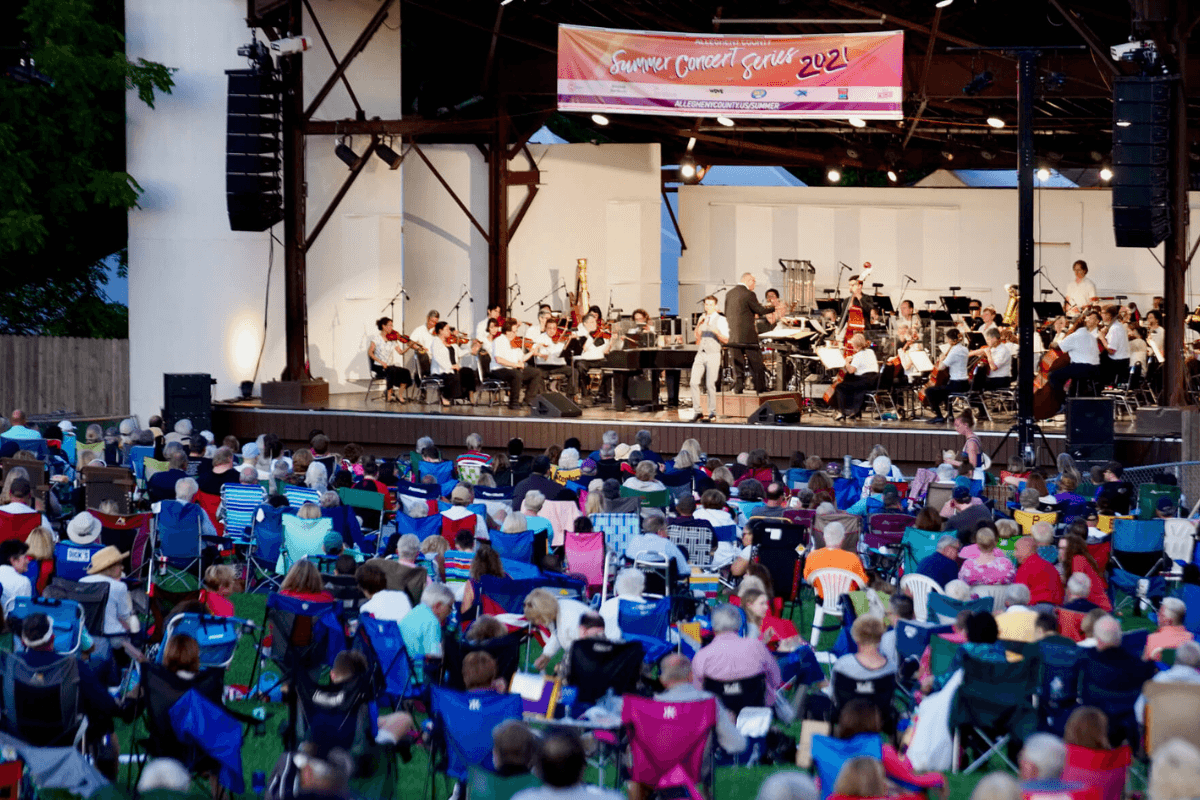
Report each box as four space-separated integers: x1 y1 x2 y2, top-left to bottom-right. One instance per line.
525 588 596 673
1136 640 1200 723
754 772 818 800
1148 738 1200 800
996 584 1037 642
1078 615 1157 746
399 584 453 681
1013 535 1063 606
1059 534 1110 611
491 719 537 778
958 528 1015 586
802 522 868 598
356 562 413 623
916 535 961 587
691 604 782 705
598 568 645 640
1018 732 1066 780
1145 597 1191 661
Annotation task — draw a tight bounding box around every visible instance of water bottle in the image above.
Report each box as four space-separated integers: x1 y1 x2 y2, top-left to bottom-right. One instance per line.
252 706 266 736
842 455 852 479
559 685 578 714
252 770 266 799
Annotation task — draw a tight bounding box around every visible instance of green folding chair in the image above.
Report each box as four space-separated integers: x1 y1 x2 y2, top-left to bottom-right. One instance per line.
619 486 671 510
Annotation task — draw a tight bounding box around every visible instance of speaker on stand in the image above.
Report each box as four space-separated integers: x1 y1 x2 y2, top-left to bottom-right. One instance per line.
1065 397 1115 469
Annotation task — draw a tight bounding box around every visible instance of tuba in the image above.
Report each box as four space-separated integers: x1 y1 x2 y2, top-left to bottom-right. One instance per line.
1002 284 1019 326
566 258 589 328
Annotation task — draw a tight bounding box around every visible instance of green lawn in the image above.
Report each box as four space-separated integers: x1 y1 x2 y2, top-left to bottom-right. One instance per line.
105 589 1156 800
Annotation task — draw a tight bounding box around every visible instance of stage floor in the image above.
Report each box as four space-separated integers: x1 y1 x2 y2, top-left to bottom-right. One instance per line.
211 390 1178 467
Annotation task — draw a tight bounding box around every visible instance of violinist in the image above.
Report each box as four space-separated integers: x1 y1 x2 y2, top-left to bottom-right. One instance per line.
474 303 502 347
1144 310 1164 362
832 333 878 422
892 322 921 383
409 310 439 378
430 322 476 407
891 299 921 338
531 317 576 395
368 317 414 403
968 329 1013 390
1100 304 1130 387
491 319 544 410
572 312 612 404
924 328 969 425
1049 310 1102 392
475 310 502 375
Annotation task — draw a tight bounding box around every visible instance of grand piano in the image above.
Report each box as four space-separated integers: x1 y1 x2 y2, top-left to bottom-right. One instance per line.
600 347 697 411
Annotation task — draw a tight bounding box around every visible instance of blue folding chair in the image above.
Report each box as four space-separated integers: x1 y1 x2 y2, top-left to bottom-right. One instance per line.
812 733 883 800
894 619 952 662
322 504 370 553
429 685 522 784
1038 635 1085 735
247 504 285 594
926 593 994 624
153 501 206 591
161 613 252 669
489 530 534 563
477 574 585 616
13 439 48 461
785 468 814 490
167 688 246 793
396 479 439 515
7 597 83 655
52 541 104 582
618 597 671 641
394 512 443 543
282 485 321 508
248 594 344 701
353 614 417 706
900 527 940 576
1184 583 1200 635
474 486 514 523
129 445 155 485
220 483 266 538
1110 518 1168 614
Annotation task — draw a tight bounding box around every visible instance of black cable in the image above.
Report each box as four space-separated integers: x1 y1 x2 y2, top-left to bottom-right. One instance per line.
252 231 281 385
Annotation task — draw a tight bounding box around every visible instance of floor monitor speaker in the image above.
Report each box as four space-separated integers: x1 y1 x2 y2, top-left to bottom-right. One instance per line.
748 397 801 425
531 393 582 418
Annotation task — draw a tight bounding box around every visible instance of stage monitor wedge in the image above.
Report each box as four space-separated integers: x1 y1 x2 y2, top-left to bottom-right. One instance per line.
531 393 582 418
748 397 801 425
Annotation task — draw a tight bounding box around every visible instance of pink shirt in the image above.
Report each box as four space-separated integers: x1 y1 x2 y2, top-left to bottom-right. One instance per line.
692 631 782 704
1144 625 1194 661
958 554 1016 586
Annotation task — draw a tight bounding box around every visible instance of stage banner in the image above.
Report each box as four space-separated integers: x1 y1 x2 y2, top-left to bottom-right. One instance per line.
557 25 903 120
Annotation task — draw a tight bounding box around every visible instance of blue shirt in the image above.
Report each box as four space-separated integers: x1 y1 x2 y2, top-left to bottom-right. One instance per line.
624 533 689 575
0 425 40 441
398 603 444 680
916 551 959 588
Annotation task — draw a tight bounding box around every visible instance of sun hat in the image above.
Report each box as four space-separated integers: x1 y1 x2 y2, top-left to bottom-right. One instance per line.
67 511 103 545
87 545 129 575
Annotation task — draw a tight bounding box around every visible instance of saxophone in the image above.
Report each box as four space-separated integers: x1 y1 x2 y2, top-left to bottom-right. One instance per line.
566 258 589 328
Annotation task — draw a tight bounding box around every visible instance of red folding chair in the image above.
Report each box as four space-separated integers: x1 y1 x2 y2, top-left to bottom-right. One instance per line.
622 695 717 800
1062 744 1131 800
91 510 154 579
1056 608 1086 642
194 491 226 537
0 511 41 545
441 513 478 548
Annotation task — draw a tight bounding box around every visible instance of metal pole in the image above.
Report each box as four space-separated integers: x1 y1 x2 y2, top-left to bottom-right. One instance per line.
282 0 308 381
1162 0 1189 407
488 107 510 309
1017 49 1038 463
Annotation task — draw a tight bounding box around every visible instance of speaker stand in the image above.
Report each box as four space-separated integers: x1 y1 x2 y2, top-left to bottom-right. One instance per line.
988 421 1054 468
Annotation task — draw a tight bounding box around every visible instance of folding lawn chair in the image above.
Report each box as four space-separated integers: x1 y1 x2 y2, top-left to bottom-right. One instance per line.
621 695 717 800
152 501 206 592
563 638 644 711
161 612 254 669
278 514 335 572
1109 518 1169 614
440 629 526 692
949 647 1040 772
220 483 267 539
7 597 84 656
427 685 522 797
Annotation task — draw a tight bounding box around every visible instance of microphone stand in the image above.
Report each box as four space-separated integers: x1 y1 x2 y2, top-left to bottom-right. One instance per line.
896 275 915 310
835 262 851 299
1037 267 1070 308
449 286 470 332
524 285 560 312
381 286 409 325
508 282 521 314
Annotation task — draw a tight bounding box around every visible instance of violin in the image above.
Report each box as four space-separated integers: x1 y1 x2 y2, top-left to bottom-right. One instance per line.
450 332 470 345
385 330 403 342
511 336 536 350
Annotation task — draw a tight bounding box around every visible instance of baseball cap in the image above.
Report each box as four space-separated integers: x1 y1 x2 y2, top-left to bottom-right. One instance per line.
952 485 971 502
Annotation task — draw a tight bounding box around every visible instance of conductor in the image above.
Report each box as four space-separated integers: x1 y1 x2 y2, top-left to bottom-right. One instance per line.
724 272 773 394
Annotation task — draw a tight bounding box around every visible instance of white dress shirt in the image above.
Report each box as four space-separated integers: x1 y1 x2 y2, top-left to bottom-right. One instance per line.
532 332 567 366
409 324 435 351
1064 278 1097 312
492 335 525 369
430 339 457 375
1107 321 1131 359
989 343 1013 378
474 318 491 343
1059 327 1101 365
0 565 31 615
944 343 970 381
849 348 878 375
577 333 609 362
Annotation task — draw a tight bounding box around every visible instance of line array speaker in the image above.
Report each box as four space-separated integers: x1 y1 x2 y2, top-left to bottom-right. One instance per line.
226 69 284 232
1112 76 1171 248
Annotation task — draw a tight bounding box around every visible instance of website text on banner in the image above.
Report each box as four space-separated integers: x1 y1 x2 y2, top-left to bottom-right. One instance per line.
556 25 903 120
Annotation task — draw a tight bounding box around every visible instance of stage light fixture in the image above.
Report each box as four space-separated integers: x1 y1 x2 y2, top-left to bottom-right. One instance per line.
373 139 403 170
848 117 866 128
335 137 362 170
845 146 861 160
1099 166 1113 181
680 155 698 181
591 113 609 126
716 116 735 127
935 0 953 7
980 149 996 161
826 167 842 183
986 115 1005 129
1036 167 1051 181
941 149 955 161
1115 120 1132 127
886 169 898 183
962 70 994 96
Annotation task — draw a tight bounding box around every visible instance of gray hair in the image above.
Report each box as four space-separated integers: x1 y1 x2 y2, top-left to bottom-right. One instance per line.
635 460 657 483
755 772 818 800
421 583 454 608
614 568 645 598
522 490 545 513
1066 572 1092 599
502 511 528 533
175 477 198 502
1150 738 1200 800
599 445 616 460
711 604 742 634
1173 640 1200 668
937 535 960 553
1031 521 1055 544
970 772 1022 800
602 430 619 447
416 436 434 453
465 433 482 451
305 461 328 491
814 501 836 516
1004 583 1031 608
1094 615 1122 647
1161 597 1187 626
319 490 341 508
636 430 652 448
240 465 258 484
1019 733 1066 779
396 533 421 560
823 521 846 548
138 758 192 794
559 448 580 470
1019 487 1041 507
945 579 971 601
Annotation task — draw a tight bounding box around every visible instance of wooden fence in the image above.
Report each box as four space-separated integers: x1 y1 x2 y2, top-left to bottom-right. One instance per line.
0 336 129 418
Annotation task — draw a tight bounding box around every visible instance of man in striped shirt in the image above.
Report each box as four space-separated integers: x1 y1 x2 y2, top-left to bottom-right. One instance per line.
454 432 492 485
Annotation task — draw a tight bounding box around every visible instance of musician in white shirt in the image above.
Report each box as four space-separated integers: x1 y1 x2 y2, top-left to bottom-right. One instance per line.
409 310 438 378
1049 310 1102 392
968 329 1013 390
1063 260 1098 316
474 303 502 348
891 299 921 339
690 295 729 421
924 328 970 424
429 322 476 406
531 317 576 395
491 319 544 409
1101 304 1131 387
368 316 413 402
572 313 612 403
1145 310 1165 362
833 333 879 421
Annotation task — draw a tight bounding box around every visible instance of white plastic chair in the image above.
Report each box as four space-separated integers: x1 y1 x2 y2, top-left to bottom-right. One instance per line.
899 573 944 622
807 567 865 664
971 583 1010 614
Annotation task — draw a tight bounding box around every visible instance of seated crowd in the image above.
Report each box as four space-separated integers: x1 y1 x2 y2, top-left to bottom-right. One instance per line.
0 408 1199 800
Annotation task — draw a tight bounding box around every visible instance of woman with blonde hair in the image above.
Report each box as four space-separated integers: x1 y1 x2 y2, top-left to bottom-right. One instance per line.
524 587 594 673
419 534 448 581
24 526 55 594
584 479 605 516
832 333 878 421
0 467 29 505
958 527 1015 586
830 756 889 798
279 560 333 602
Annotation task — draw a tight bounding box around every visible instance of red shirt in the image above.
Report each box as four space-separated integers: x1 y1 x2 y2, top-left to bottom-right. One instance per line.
202 590 236 617
1071 555 1112 611
1015 553 1064 606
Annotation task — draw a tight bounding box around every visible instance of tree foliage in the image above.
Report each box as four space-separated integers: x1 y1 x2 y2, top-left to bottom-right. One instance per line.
0 0 174 337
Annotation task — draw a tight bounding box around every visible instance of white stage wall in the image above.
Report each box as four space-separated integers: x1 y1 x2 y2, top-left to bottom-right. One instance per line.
126 0 659 418
677 185 1200 317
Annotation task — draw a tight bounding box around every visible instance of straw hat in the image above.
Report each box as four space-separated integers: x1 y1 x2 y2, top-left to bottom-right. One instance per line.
67 511 103 545
87 545 128 575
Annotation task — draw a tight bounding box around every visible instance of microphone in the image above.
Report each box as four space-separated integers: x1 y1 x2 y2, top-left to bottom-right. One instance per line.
838 262 852 272
903 275 916 283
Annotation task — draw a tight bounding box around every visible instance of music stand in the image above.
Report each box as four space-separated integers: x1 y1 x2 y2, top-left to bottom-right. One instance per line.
1032 302 1062 321
967 332 987 350
941 296 973 314
872 295 895 315
816 299 841 314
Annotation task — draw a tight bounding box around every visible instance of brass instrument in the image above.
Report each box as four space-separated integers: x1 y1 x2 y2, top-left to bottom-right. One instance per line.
565 257 589 329
1002 285 1019 327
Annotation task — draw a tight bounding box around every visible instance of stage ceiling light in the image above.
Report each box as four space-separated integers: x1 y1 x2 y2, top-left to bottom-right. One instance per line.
1036 167 1051 181
986 115 1005 129
335 137 362 170
826 167 842 183
679 155 698 182
1099 166 1113 181
848 117 866 128
941 149 955 161
886 169 898 183
373 140 403 170
935 0 953 7
716 116 735 127
591 113 609 126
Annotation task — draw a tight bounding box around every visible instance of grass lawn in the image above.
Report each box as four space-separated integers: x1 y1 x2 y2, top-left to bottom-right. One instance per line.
105 589 1156 799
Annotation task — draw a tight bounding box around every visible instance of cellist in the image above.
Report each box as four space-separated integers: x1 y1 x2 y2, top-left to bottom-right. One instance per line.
1048 310 1102 393
923 328 970 425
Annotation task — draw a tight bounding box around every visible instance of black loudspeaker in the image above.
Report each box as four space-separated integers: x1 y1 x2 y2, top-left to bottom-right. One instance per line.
1112 76 1171 248
1066 397 1114 447
748 398 801 425
164 373 215 432
226 69 284 232
627 377 655 405
530 393 582 418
